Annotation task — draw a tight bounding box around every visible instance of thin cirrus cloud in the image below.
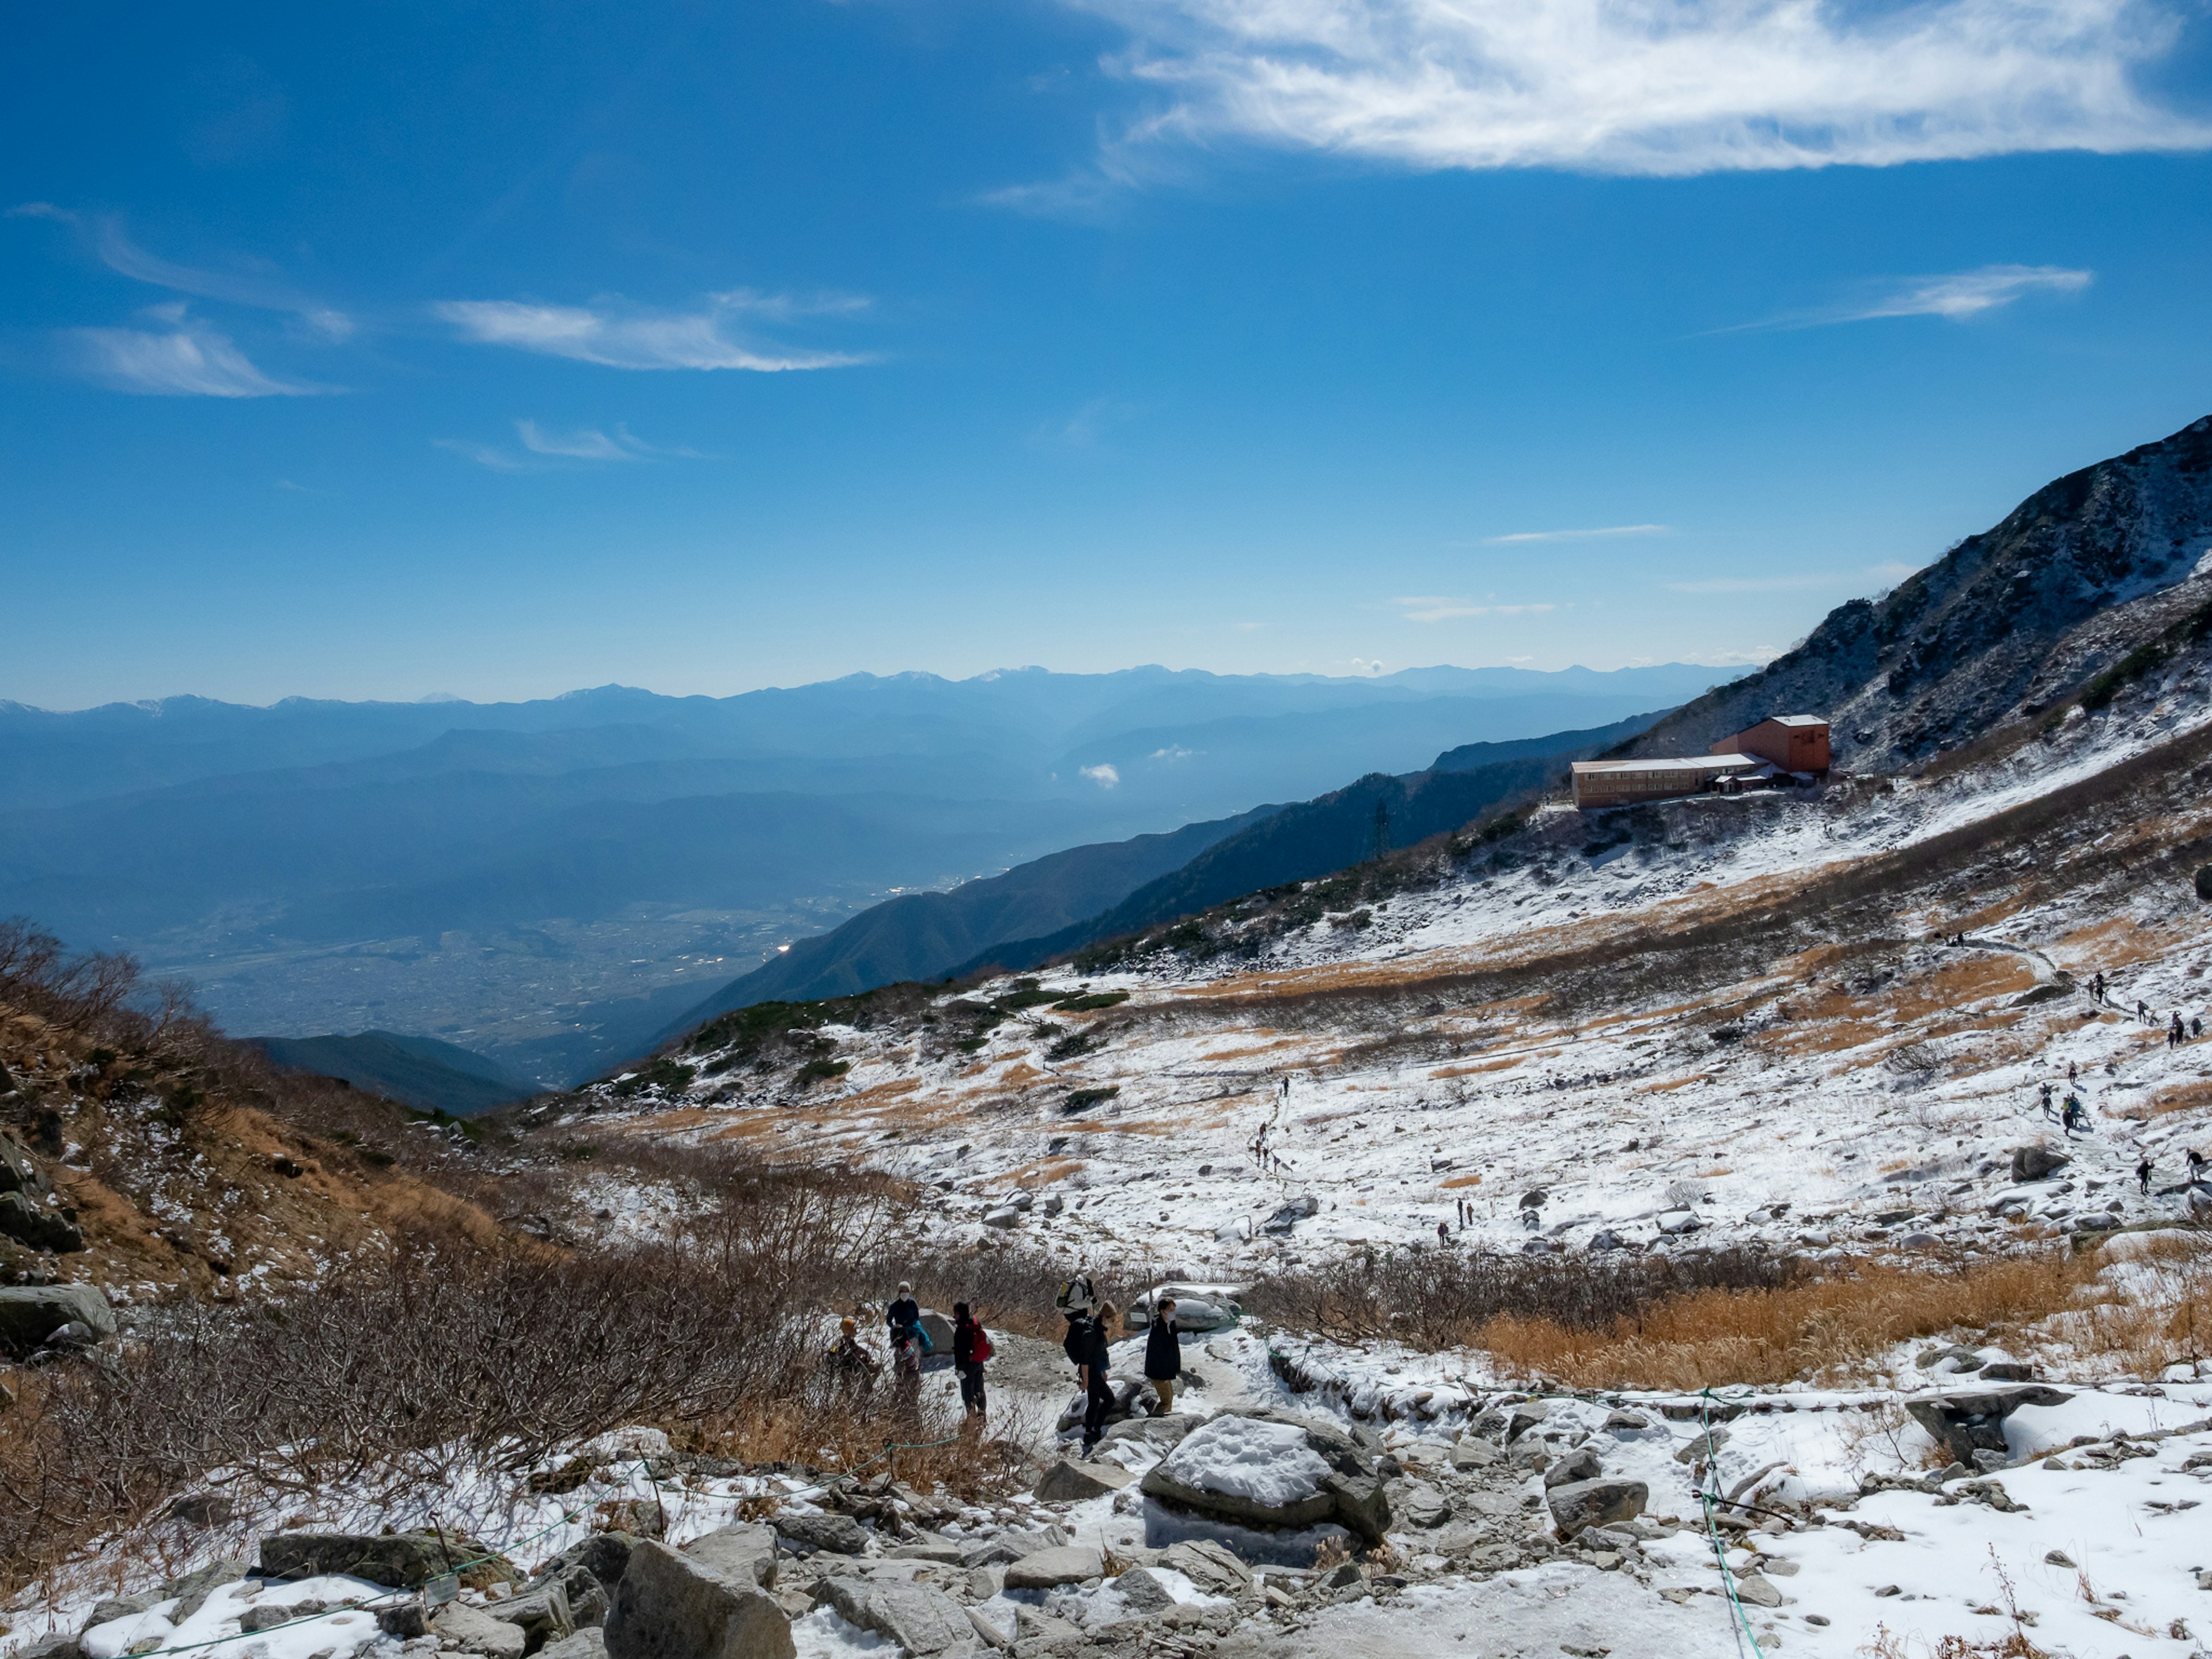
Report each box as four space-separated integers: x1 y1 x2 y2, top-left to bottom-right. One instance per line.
1482 524 1667 545
68 305 328 398
1395 597 1559 622
1721 264 2094 332
10 203 353 339
437 419 698 471
1025 0 2210 196
432 291 870 372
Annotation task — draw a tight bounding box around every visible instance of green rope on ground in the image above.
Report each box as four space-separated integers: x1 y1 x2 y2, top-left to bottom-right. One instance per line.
1698 1387 1763 1658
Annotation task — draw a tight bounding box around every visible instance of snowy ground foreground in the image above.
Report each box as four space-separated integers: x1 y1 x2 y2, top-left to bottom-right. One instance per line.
560 668 2212 1291
16 1320 2212 1659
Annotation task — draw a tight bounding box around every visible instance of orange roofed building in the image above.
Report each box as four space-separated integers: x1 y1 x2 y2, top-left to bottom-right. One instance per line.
1711 715 1830 775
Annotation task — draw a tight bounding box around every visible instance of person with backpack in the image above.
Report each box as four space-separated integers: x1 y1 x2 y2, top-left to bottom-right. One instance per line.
1057 1269 1099 1387
887 1281 927 1393
1144 1296 1183 1414
2062 1097 2089 1138
1081 1301 1119 1456
952 1301 991 1419
2137 1156 2154 1195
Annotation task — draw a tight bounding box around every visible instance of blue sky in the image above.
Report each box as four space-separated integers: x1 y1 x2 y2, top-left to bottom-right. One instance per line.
5 0 2211 710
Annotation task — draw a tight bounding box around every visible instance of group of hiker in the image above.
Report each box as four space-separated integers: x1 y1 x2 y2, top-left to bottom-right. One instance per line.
2085 971 2203 1044
827 1281 994 1420
825 1267 1188 1455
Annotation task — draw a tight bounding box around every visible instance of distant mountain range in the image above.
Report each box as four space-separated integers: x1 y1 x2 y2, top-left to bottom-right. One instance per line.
0 663 1719 1085
249 1031 537 1118
660 710 1666 1043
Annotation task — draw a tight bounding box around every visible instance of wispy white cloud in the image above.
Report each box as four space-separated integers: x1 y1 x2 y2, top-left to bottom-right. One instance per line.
1395 596 1559 622
432 291 869 372
12 203 352 338
517 420 634 461
433 438 532 472
67 309 328 397
1483 524 1666 545
1017 0 2208 200
439 419 702 471
1722 264 2094 331
1080 762 1122 787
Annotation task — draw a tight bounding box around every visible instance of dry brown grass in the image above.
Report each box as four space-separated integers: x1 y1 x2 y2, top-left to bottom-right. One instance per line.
1473 1241 2212 1390
1475 1256 2078 1389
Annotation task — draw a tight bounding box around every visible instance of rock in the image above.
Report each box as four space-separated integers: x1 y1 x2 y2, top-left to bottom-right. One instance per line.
1034 1458 1134 1502
544 1535 638 1601
1544 1448 1603 1488
433 1604 529 1659
1398 1483 1452 1528
164 1559 249 1620
1139 1410 1393 1544
86 1595 160 1631
982 1207 1020 1229
0 1283 116 1357
0 1192 82 1253
1001 1545 1105 1590
965 1600 1016 1650
495 1584 575 1655
538 1566 610 1631
259 1531 468 1589
680 1524 779 1590
20 1638 81 1659
0 1134 50 1198
604 1540 794 1659
2011 1146 2070 1183
1449 1437 1498 1471
1656 1210 1701 1235
1102 1413 1199 1450
887 1540 965 1563
1675 1429 1730 1465
1916 1344 1983 1372
1587 1230 1626 1252
1041 1195 1065 1216
1261 1196 1320 1234
1734 1574 1783 1609
378 1606 429 1640
1547 1479 1649 1536
1978 1361 2035 1382
1158 1540 1251 1596
540 1633 608 1659
1604 1411 1649 1432
771 1512 868 1555
2043 1550 2074 1567
166 1491 234 1529
1505 1402 1548 1442
1507 1438 1551 1474
810 1579 972 1656
1903 1383 2074 1465
1320 1562 1362 1590
241 1603 324 1635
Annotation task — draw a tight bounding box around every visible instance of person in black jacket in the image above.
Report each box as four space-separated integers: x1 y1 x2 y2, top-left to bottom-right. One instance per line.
952 1301 987 1418
1081 1302 1118 1456
1143 1297 1182 1414
887 1282 924 1399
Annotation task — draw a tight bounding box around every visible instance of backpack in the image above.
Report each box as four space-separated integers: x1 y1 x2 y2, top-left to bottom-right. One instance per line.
971 1328 994 1363
1055 1274 1097 1317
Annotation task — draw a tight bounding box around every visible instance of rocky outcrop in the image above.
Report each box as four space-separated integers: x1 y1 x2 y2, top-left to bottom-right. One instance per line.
678 1524 778 1590
1139 1410 1392 1546
1033 1458 1134 1502
604 1540 794 1659
258 1531 487 1589
2012 1146 2071 1183
810 1578 973 1655
1905 1382 2074 1464
771 1512 868 1555
0 1283 115 1355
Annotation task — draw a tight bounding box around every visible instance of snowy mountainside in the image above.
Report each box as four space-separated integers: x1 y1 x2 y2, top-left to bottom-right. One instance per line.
1624 412 2212 773
543 603 2212 1296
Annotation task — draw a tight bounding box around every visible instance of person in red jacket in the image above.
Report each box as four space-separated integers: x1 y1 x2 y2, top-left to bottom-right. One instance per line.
952 1301 989 1418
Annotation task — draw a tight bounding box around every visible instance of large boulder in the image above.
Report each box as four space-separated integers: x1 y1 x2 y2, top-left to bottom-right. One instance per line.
494 1583 574 1655
0 1192 82 1253
257 1531 467 1588
1546 1479 1649 1536
1139 1410 1391 1545
0 1284 115 1356
810 1578 973 1656
1260 1197 1320 1235
1904 1382 2073 1464
0 1134 49 1198
680 1524 778 1590
433 1604 528 1659
2011 1146 2070 1183
604 1540 794 1659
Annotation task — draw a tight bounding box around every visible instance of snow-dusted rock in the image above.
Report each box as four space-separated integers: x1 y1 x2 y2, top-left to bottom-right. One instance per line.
434 1603 529 1659
1139 1410 1392 1544
0 1283 115 1356
1904 1382 2073 1464
257 1532 464 1589
1546 1478 1648 1536
681 1524 779 1590
810 1578 972 1656
1034 1457 1134 1502
1001 1545 1105 1590
605 1540 794 1659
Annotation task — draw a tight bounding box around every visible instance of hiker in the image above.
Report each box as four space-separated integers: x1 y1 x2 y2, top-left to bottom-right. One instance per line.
952 1301 990 1418
2195 1016 2204 1039
1437 1220 1450 1246
1057 1268 1099 1387
2189 1147 2207 1182
1081 1302 1118 1456
2062 1097 2089 1137
2039 1081 2056 1120
2138 1157 2154 1195
887 1281 926 1393
2138 999 2150 1022
1144 1296 1183 1414
2069 1060 2079 1085
2092 972 2105 1003
829 1317 879 1388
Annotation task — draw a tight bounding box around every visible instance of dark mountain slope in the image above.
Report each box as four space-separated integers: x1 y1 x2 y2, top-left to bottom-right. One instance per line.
949 711 1668 979
251 1031 537 1117
1621 413 2212 771
656 803 1281 1040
